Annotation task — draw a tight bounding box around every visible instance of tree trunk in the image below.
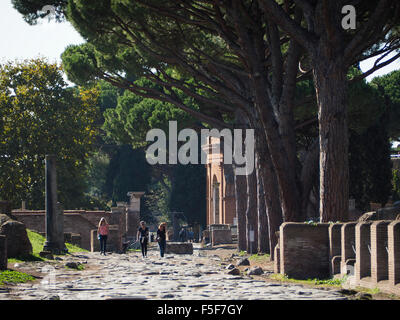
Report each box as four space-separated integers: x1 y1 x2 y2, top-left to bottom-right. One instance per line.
234 170 247 251
246 166 258 254
255 128 282 260
256 155 270 254
313 60 349 222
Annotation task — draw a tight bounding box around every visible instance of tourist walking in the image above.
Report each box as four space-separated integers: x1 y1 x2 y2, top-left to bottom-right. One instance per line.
179 227 186 242
97 217 109 255
137 221 149 258
156 222 167 258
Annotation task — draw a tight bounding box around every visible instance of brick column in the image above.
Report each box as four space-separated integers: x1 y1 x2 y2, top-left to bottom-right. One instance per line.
355 221 372 282
371 221 391 283
329 223 343 276
0 235 7 270
388 220 400 286
341 222 357 275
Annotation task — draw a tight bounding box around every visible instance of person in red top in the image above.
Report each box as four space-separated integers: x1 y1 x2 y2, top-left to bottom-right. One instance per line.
97 217 109 255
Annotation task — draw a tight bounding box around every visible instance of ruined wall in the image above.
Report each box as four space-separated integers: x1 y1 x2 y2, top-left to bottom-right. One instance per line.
12 210 120 251
279 223 330 279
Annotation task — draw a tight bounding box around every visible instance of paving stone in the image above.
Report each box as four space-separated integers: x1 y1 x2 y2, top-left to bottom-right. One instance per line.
2 250 348 300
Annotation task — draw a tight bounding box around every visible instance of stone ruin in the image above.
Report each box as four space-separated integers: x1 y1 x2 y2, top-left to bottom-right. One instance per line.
202 224 234 246
274 205 400 295
0 201 32 269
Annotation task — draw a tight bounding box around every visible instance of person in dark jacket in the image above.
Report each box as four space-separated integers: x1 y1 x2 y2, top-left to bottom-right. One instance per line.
137 221 149 258
156 222 167 257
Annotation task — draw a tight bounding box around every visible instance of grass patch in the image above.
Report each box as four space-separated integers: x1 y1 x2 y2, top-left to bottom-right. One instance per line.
271 273 345 287
355 286 381 295
8 229 87 263
0 270 35 286
249 253 270 263
238 250 247 256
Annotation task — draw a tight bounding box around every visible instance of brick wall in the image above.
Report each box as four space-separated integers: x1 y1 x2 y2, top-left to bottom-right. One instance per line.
355 221 372 281
388 221 400 286
371 221 391 282
329 223 342 275
341 222 357 275
279 223 330 279
11 210 125 251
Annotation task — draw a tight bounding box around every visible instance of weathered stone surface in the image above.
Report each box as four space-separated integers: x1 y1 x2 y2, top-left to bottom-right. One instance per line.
236 258 250 266
0 248 350 300
0 214 32 258
211 229 232 246
248 266 263 275
0 235 7 270
165 242 193 254
65 262 81 269
227 268 241 275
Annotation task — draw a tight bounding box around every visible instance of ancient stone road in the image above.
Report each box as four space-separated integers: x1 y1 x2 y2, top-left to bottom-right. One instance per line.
0 247 348 300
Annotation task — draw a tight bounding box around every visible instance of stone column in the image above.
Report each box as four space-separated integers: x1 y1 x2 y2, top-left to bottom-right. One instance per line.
126 192 144 238
0 235 7 270
42 155 65 254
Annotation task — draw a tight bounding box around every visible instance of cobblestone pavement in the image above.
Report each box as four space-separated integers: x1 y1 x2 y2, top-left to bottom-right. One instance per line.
0 246 348 300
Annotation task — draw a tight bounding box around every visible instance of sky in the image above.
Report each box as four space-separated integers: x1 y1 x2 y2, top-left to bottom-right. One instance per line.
1 0 400 82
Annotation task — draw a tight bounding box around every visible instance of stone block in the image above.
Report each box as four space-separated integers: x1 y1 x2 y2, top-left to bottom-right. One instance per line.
90 229 100 252
211 229 232 246
0 214 32 258
388 221 400 286
0 235 7 270
165 242 193 254
279 223 330 279
274 245 280 274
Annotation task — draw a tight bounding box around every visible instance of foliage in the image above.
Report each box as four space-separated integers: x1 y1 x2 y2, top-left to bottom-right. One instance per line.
349 114 393 210
104 145 151 204
168 164 206 227
392 169 400 201
371 70 400 141
0 59 100 210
